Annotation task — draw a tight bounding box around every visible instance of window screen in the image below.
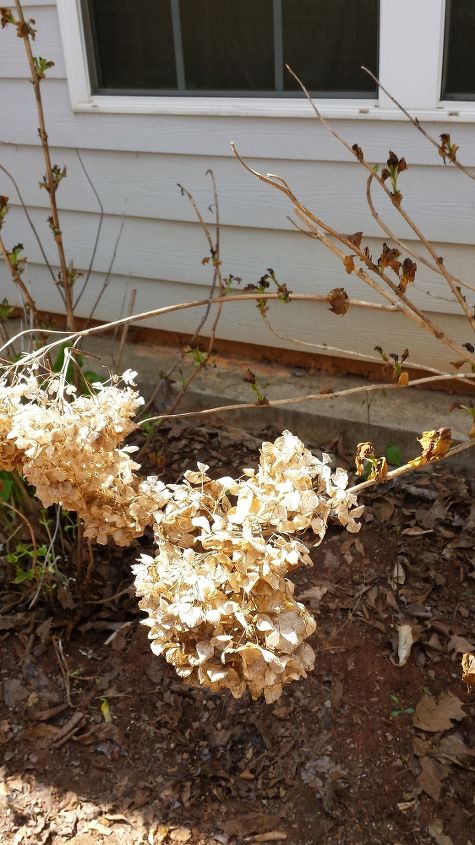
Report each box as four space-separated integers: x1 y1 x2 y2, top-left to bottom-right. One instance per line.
442 0 475 100
83 0 379 97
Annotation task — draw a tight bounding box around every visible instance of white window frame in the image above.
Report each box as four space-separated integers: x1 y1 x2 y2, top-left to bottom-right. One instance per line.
57 0 475 121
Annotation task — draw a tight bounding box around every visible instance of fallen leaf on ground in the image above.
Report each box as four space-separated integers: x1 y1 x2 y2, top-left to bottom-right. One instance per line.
248 834 287 843
428 818 454 845
397 623 414 666
220 814 282 836
296 585 328 603
447 635 475 654
438 731 475 761
389 561 405 590
413 692 466 732
417 756 450 801
2 679 29 708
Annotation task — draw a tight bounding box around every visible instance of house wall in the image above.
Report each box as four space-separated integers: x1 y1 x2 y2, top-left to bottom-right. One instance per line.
0 1 474 371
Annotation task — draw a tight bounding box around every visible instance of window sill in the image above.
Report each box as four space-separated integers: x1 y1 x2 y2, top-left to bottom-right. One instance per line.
72 95 475 122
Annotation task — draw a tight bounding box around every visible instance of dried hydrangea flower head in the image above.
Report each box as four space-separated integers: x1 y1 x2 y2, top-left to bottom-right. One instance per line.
0 361 362 702
134 431 363 702
0 365 167 544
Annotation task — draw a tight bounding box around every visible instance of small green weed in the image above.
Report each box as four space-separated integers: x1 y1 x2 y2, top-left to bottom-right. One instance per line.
389 693 415 719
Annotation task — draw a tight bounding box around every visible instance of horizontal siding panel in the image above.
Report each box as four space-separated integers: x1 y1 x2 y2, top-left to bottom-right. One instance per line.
1 1 57 6
0 206 472 317
2 144 475 246
0 262 467 372
0 5 65 78
3 79 475 165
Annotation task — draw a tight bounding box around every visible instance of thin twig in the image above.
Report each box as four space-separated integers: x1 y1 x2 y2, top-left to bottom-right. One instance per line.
52 637 72 707
361 66 475 182
73 149 105 308
166 170 226 415
141 371 475 425
365 173 475 295
140 175 225 417
4 291 475 376
85 212 126 326
232 141 475 366
115 288 136 372
259 310 474 386
0 158 56 281
0 233 39 321
284 65 475 335
2 500 37 571
14 0 75 329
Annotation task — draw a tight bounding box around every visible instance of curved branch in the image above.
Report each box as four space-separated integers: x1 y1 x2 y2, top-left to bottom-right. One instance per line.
361 66 475 183
284 65 475 335
141 372 475 425
0 291 405 361
231 142 475 367
365 173 475 295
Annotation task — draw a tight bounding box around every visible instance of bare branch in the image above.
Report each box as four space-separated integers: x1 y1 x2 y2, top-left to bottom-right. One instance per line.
0 158 56 282
73 149 105 309
361 66 475 182
285 64 475 334
365 173 475 295
14 0 75 329
141 371 475 425
231 142 475 366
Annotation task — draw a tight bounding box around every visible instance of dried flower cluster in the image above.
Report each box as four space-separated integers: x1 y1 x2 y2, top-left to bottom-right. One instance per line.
0 366 362 701
0 366 167 544
134 431 363 702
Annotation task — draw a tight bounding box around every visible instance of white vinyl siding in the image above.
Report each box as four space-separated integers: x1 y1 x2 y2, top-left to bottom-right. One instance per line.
0 1 473 373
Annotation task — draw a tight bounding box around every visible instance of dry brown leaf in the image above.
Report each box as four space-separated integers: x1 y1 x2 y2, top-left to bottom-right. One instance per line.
417 756 450 801
248 834 287 843
438 731 475 761
401 526 433 536
372 497 395 523
355 441 374 476
220 814 282 837
296 585 328 604
428 819 454 845
328 287 350 313
413 692 466 732
447 634 475 654
2 679 29 708
390 561 405 590
397 623 414 666
462 653 475 688
411 428 452 468
343 256 355 275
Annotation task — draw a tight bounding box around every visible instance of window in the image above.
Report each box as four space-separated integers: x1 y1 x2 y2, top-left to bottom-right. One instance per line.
442 0 475 100
58 0 475 119
81 0 379 97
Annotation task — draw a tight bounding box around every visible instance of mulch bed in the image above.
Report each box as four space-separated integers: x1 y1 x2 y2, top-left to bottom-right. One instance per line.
0 422 474 845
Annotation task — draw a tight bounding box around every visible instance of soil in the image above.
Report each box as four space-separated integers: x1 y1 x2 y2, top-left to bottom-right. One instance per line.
0 422 474 845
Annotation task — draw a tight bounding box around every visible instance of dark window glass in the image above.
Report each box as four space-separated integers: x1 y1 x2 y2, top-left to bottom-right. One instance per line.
86 0 176 91
84 0 379 96
283 0 378 96
442 0 475 100
180 0 274 92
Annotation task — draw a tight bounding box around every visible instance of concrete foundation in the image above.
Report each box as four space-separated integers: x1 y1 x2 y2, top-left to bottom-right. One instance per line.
82 335 475 466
